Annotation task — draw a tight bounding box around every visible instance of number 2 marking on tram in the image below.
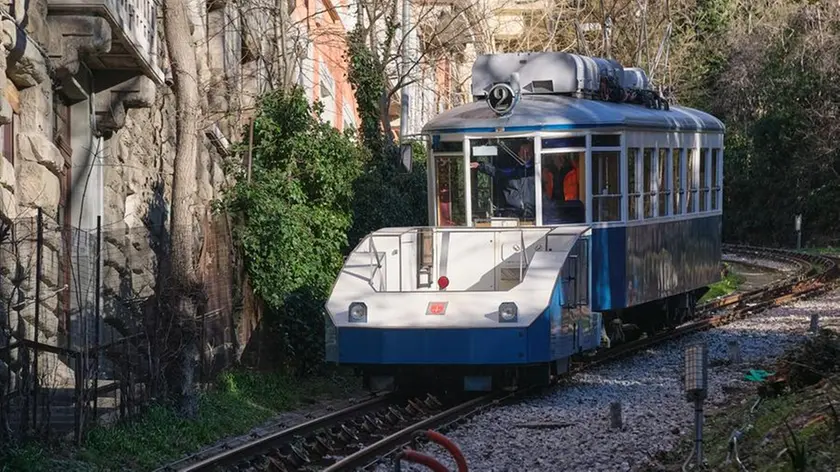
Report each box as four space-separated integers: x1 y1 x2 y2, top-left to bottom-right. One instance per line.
488 83 515 115
493 86 510 103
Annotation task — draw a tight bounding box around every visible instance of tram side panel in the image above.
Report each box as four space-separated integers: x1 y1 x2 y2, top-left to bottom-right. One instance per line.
590 214 723 313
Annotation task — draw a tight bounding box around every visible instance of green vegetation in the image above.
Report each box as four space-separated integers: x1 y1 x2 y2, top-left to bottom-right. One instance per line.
11 1 840 468
220 35 428 376
700 263 745 303
2 36 430 471
696 3 840 247
800 246 840 256
660 329 840 470
222 88 366 375
667 382 838 470
345 27 428 247
0 369 361 471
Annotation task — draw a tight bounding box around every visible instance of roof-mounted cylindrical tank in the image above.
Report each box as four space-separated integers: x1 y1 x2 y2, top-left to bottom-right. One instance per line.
470 52 651 100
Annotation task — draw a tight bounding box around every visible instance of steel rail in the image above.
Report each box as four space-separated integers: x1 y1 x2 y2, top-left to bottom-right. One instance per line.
321 393 509 472
331 247 839 470
165 246 838 472
165 394 394 472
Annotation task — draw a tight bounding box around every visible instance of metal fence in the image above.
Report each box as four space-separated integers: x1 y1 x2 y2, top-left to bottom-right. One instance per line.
0 208 237 443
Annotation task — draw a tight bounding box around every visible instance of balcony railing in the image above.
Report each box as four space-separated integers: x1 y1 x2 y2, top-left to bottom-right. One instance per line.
48 0 164 84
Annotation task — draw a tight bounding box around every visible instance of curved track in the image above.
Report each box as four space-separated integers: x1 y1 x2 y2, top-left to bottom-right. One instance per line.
160 245 837 472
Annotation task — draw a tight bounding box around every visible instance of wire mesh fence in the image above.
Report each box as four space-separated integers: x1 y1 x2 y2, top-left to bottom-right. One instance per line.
0 208 238 443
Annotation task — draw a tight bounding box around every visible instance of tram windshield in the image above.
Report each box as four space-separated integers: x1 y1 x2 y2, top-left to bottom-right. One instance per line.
469 137 537 226
430 136 591 226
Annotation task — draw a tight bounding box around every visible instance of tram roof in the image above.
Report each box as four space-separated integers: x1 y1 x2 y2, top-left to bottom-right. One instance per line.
421 94 725 135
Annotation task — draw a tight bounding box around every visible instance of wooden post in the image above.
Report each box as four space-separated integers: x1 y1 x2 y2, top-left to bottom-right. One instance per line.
810 313 819 334
727 340 742 364
610 401 623 429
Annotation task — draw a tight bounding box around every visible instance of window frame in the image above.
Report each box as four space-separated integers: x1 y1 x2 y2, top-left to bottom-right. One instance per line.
627 147 641 220
673 148 684 215
699 148 710 212
655 147 668 217
686 148 698 213
318 59 336 126
590 149 622 222
426 130 725 228
711 148 722 211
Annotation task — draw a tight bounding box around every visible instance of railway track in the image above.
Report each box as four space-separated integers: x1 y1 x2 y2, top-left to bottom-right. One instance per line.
160 245 838 472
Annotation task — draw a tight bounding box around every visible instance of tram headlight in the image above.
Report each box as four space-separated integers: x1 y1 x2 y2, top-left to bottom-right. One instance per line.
498 302 518 323
348 302 368 323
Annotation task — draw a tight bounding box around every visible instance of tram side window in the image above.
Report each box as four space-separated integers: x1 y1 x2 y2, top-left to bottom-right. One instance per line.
541 151 585 225
699 149 709 212
628 148 640 220
711 149 721 210
686 149 697 213
658 149 669 216
434 154 466 226
673 149 683 215
591 151 620 221
643 148 655 218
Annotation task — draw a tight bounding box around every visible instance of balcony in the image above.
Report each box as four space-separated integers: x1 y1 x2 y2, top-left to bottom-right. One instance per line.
47 0 164 84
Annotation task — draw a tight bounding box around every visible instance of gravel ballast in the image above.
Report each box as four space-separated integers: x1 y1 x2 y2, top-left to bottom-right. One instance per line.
372 288 840 472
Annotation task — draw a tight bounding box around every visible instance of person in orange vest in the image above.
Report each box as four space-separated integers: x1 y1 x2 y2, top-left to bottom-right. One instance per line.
559 155 585 222
542 155 580 201
543 155 584 224
562 156 579 202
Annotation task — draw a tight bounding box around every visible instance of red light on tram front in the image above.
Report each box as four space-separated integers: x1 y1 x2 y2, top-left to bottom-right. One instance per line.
438 276 450 289
427 301 448 316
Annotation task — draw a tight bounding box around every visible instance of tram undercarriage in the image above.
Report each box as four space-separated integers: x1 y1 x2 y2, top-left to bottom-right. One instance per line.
600 287 709 347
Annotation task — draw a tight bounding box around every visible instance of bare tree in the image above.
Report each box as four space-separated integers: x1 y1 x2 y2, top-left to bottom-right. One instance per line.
491 0 682 95
346 0 501 136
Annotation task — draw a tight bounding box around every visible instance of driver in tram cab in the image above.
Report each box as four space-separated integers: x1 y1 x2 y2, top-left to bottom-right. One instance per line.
470 140 536 219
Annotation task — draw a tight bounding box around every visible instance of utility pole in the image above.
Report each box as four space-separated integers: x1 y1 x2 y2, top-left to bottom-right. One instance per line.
400 0 411 141
399 0 412 171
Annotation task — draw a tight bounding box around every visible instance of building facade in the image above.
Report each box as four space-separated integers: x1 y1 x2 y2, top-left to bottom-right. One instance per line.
0 0 358 398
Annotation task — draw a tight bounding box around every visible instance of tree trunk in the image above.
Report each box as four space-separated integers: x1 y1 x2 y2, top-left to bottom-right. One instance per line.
379 91 393 142
162 0 202 418
276 0 297 89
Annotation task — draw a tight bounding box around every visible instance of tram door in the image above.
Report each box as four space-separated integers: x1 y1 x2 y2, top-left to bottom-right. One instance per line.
434 155 466 226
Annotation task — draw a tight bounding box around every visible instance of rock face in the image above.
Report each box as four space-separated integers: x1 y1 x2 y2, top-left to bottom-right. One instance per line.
0 0 241 395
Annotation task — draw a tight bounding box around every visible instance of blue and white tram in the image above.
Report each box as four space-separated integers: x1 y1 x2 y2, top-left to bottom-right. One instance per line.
324 52 725 392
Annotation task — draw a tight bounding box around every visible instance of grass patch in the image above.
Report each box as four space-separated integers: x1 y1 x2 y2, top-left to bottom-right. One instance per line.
0 443 63 472
800 246 840 256
1 368 361 472
699 263 745 303
658 330 840 471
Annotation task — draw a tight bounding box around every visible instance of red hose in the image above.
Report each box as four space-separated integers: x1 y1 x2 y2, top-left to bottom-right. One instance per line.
423 430 468 472
396 450 449 472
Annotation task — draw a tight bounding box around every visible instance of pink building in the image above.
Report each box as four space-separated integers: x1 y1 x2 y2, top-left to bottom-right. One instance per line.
295 0 359 131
